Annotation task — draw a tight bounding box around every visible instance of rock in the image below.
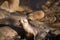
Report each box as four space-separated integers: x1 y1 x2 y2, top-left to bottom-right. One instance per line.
51 29 60 35
29 20 56 40
40 14 56 23
0 13 5 19
0 26 18 40
0 8 10 19
51 22 60 28
0 9 26 26
28 10 45 21
0 0 21 12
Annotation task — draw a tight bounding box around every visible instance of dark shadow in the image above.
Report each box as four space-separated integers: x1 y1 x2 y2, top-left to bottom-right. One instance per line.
0 24 34 40
45 31 60 40
20 0 47 11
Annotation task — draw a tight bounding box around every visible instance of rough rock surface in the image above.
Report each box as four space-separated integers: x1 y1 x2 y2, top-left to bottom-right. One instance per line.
0 0 60 40
0 26 18 40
